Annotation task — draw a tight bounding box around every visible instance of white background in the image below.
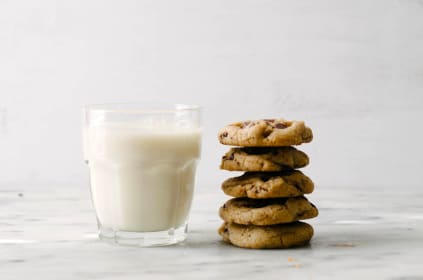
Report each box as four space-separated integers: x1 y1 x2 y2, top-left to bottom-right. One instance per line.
0 0 422 190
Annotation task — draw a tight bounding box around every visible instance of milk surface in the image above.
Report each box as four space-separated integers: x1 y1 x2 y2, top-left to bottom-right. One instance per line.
84 123 201 232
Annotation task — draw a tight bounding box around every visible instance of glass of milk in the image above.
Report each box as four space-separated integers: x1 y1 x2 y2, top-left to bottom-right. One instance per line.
82 104 202 246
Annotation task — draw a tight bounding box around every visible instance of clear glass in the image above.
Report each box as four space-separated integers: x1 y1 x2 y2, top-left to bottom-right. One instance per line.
82 104 202 246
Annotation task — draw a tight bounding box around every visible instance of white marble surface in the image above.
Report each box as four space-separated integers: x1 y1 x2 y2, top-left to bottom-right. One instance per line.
1 185 423 280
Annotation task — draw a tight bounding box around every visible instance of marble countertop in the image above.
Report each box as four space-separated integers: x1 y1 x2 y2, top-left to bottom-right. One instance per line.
1 185 422 280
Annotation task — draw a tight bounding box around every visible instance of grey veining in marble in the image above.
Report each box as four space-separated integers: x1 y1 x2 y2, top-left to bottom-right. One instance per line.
1 185 423 280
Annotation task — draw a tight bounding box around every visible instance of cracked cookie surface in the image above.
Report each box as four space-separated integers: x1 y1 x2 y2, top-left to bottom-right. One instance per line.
219 196 318 226
218 119 313 147
221 170 314 199
220 146 309 172
218 221 314 249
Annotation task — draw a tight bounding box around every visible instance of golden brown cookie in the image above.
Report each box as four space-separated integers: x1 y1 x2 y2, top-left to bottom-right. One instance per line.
219 196 318 226
220 146 309 172
221 170 314 199
218 119 313 147
218 221 314 249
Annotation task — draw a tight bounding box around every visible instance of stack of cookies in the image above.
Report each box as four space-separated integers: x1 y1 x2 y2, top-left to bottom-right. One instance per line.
217 119 318 249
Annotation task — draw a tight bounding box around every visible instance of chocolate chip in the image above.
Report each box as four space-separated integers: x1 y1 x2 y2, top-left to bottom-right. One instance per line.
275 123 288 129
221 132 228 138
222 154 234 161
264 119 276 126
263 128 273 137
296 210 307 218
291 182 303 192
241 121 250 128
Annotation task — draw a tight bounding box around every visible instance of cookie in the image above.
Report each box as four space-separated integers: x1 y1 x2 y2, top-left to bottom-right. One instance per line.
219 196 318 226
220 146 309 172
221 170 314 199
218 119 313 147
218 221 313 249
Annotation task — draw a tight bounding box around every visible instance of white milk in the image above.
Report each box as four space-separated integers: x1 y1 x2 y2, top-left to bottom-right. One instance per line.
83 123 201 232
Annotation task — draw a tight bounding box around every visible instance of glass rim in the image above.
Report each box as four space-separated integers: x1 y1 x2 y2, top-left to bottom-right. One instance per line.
83 103 202 114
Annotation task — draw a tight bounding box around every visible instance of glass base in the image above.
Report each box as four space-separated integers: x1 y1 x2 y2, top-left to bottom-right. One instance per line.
98 223 188 247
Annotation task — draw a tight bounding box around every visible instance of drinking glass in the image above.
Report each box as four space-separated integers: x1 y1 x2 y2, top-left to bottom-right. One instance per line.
82 104 202 246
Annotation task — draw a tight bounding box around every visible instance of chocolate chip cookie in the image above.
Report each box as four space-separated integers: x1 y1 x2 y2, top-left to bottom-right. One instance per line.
221 170 314 199
220 146 309 172
219 196 318 226
218 119 313 147
218 221 313 249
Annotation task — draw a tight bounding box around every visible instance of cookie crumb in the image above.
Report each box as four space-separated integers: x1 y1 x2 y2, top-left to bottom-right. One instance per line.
287 257 295 262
